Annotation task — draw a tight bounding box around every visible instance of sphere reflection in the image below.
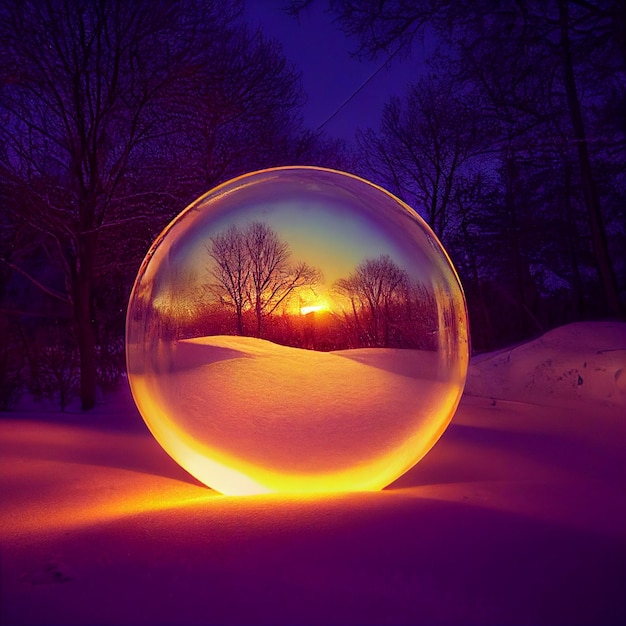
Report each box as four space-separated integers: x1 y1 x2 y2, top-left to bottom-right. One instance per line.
126 167 469 495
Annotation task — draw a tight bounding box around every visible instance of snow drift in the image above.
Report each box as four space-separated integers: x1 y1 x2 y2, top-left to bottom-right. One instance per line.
1 321 625 625
466 321 626 408
129 336 465 494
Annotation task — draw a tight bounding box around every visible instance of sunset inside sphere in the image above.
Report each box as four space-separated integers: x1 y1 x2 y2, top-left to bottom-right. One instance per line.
126 167 469 495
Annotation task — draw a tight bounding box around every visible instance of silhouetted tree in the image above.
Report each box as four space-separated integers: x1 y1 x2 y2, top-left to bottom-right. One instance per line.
207 225 251 336
245 222 321 337
0 0 215 408
0 0 332 408
357 74 493 243
299 0 625 331
176 24 346 190
556 0 622 316
335 254 409 347
208 222 321 337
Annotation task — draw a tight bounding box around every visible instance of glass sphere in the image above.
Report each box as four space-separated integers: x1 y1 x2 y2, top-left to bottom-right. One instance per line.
126 167 469 495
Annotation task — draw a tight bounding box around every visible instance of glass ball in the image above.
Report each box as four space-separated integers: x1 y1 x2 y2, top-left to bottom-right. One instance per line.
126 167 469 495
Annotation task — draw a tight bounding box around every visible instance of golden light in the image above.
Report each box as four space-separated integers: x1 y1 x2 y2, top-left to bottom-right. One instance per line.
300 302 328 316
126 167 469 496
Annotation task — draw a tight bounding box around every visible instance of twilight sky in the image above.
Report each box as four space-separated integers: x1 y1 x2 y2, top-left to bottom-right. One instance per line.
244 0 427 141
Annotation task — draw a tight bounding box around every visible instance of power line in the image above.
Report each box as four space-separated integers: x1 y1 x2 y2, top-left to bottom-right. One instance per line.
314 45 405 134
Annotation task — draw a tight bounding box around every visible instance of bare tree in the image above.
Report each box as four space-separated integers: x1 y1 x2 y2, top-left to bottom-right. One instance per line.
207 222 321 337
245 222 321 337
207 225 251 335
357 74 492 242
317 0 625 319
556 0 622 317
335 255 409 347
0 0 327 408
0 0 217 408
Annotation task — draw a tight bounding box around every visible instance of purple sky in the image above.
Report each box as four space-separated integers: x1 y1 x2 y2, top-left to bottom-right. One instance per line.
244 1 427 142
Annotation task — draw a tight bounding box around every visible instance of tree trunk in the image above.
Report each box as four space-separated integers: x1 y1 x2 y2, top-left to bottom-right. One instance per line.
74 232 98 410
558 0 623 318
255 295 262 338
562 150 585 320
236 308 244 335
503 154 525 336
350 298 362 347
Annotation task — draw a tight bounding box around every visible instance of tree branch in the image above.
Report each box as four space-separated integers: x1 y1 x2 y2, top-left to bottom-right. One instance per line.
0 257 70 304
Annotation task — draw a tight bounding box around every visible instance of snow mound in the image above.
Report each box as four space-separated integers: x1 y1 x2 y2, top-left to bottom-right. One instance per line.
182 335 443 379
465 321 626 408
128 335 465 493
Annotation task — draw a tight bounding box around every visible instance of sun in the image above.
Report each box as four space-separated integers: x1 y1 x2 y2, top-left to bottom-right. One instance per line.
300 301 329 316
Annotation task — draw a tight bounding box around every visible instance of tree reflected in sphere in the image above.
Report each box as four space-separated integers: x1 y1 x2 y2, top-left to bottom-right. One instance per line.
126 167 469 495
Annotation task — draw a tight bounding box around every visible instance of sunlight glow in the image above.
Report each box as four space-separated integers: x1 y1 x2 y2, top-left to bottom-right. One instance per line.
300 302 328 315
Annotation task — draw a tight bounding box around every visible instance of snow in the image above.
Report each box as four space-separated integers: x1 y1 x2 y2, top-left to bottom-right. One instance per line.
130 336 462 494
466 321 626 408
1 321 625 625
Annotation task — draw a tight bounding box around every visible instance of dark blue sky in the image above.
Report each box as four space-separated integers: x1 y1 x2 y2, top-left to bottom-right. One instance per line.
244 1 427 142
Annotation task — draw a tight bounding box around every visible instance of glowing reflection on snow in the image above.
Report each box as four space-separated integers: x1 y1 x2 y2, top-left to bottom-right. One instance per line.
126 167 469 495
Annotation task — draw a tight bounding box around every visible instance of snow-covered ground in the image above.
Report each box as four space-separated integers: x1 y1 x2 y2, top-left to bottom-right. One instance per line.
466 321 626 409
1 321 625 625
129 335 464 495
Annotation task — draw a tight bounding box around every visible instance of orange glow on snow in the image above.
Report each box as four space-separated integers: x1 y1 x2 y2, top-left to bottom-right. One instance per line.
126 336 467 496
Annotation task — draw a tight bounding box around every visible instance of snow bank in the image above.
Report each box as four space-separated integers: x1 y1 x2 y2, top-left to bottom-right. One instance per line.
1 322 625 625
465 321 626 408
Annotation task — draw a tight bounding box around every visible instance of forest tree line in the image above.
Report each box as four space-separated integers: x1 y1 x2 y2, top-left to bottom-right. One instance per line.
1 0 624 409
144 221 440 351
313 0 625 349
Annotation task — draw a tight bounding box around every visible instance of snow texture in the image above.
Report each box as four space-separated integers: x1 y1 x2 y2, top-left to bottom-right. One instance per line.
1 321 625 625
466 321 626 408
132 335 460 493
